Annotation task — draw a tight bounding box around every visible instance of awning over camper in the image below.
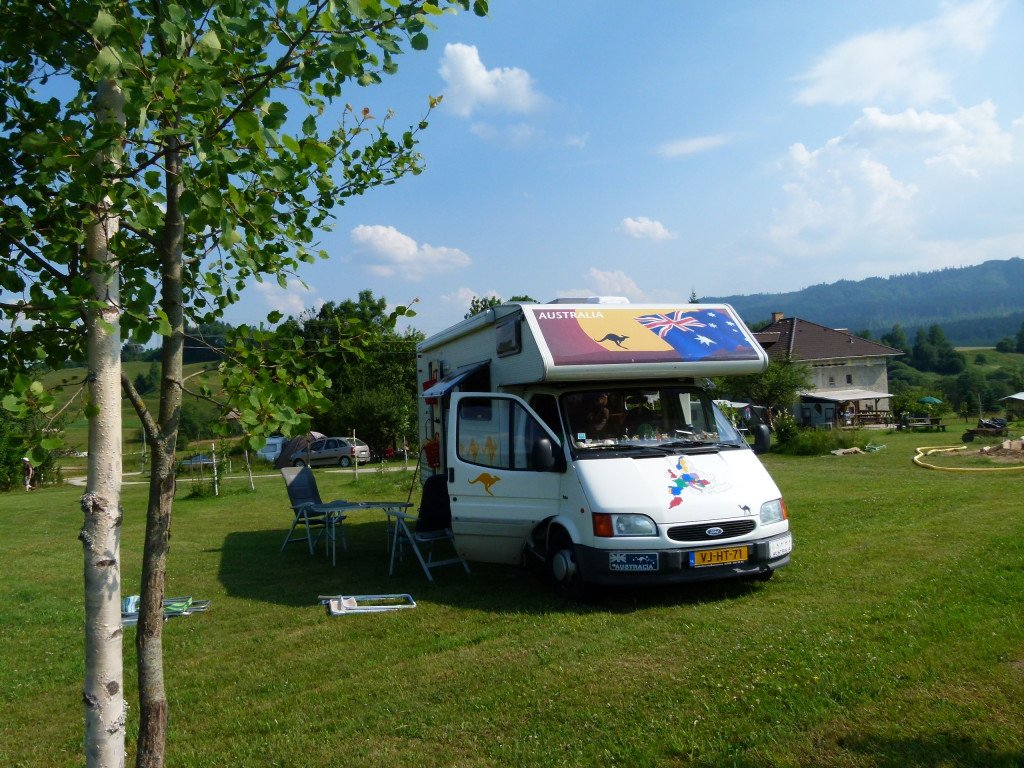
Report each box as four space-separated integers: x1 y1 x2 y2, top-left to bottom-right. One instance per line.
799 388 892 403
421 361 490 399
1000 391 1024 403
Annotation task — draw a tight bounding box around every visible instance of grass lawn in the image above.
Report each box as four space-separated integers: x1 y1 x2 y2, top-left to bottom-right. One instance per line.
2 431 1023 767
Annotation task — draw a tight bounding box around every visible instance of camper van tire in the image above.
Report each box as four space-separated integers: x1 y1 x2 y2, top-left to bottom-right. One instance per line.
292 458 307 468
547 531 588 600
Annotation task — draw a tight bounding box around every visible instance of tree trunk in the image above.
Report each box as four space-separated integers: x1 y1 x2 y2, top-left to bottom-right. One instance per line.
135 136 185 768
81 79 126 768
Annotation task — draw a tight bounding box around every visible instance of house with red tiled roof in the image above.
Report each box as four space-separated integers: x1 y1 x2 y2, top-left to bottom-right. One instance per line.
754 313 904 427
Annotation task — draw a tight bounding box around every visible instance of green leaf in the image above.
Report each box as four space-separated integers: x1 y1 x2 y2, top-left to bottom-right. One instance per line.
166 4 186 25
234 112 260 141
265 102 288 130
154 308 173 337
94 46 123 77
410 33 429 51
19 133 49 153
196 30 222 61
2 394 24 415
89 10 117 38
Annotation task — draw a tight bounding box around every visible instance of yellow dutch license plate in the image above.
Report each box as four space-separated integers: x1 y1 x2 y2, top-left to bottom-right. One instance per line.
689 545 748 568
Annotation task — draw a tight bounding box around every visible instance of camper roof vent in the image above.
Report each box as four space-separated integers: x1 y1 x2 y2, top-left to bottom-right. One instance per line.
548 296 630 305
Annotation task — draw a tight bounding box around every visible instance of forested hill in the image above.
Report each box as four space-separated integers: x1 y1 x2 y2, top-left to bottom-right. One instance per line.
705 257 1024 345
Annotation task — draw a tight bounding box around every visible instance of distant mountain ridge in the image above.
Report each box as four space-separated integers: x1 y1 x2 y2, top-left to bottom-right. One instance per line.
705 257 1024 346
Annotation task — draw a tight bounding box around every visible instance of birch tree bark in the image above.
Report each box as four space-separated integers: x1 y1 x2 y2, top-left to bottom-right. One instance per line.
80 78 126 768
135 135 185 768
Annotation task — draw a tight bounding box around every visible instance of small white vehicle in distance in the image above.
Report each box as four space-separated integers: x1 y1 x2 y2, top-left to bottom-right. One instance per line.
256 435 288 463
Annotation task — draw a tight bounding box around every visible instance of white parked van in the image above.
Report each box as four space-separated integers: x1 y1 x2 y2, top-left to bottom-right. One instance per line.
256 435 288 463
417 298 792 596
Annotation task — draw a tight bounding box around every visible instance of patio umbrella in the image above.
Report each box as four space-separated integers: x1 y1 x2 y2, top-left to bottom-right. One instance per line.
917 396 942 405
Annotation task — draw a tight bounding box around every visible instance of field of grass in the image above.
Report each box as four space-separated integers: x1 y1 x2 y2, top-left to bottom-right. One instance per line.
38 362 221 452
2 430 1023 767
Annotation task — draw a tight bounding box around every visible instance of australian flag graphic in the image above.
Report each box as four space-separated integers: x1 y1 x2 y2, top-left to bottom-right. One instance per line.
635 308 754 361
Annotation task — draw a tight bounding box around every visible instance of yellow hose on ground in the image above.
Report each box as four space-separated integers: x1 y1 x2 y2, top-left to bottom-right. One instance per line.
913 444 1024 472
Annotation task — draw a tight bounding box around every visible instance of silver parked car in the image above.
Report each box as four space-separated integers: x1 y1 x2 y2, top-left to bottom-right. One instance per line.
291 437 370 467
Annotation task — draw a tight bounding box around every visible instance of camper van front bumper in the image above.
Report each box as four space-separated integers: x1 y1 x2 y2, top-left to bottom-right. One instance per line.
580 532 792 585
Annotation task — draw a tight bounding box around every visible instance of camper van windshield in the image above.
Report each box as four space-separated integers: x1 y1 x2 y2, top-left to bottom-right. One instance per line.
561 387 745 455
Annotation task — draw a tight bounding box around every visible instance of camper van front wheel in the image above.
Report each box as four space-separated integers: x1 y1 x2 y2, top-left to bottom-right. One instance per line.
548 538 586 599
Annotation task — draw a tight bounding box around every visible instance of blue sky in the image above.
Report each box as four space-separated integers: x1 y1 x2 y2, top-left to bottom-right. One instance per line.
232 0 1024 335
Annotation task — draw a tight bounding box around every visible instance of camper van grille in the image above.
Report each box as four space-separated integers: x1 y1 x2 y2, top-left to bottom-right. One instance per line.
667 519 756 542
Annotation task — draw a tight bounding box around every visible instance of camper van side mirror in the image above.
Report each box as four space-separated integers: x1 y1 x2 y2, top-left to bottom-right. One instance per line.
752 424 771 455
532 438 566 472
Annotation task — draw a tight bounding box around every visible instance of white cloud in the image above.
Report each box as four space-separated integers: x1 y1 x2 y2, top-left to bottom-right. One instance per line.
439 43 544 118
795 0 1003 106
443 287 499 307
469 122 537 146
768 138 919 256
620 216 675 241
566 132 590 150
657 134 730 158
350 224 471 280
254 280 320 317
582 268 648 302
850 102 1016 177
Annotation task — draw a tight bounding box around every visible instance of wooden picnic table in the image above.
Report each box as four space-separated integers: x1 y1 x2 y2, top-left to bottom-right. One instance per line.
903 417 946 432
853 412 890 426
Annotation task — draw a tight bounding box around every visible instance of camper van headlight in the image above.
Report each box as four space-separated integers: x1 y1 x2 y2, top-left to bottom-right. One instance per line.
593 513 658 537
759 499 788 525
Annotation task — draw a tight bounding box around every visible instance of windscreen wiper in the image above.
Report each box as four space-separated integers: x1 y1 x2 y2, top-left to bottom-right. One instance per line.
658 440 724 454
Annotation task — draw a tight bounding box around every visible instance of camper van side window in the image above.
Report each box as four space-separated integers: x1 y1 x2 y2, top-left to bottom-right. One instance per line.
495 318 522 357
457 397 508 469
528 394 563 441
456 397 551 471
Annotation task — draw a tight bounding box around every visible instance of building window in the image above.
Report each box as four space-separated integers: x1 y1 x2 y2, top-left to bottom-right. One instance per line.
828 376 835 386
846 374 853 384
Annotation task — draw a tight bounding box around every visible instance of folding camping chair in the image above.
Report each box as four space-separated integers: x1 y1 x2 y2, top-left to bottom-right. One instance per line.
389 474 470 581
280 466 349 565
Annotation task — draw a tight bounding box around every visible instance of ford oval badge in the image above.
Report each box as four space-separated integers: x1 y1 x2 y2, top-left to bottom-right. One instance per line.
706 526 724 537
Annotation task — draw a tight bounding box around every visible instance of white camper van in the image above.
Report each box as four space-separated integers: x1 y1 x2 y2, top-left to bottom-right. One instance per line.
417 298 792 596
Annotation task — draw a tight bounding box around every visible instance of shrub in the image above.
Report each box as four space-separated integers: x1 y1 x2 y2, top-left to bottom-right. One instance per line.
773 426 864 456
771 410 800 445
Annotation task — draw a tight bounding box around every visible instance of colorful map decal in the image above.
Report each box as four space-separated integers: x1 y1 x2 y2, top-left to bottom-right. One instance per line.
667 457 711 508
531 306 760 366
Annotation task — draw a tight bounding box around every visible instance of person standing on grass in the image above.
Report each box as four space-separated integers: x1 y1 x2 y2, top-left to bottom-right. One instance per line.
22 457 34 491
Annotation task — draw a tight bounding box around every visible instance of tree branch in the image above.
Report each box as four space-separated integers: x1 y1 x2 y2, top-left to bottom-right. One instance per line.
0 230 70 285
118 221 161 249
45 378 88 429
121 372 161 443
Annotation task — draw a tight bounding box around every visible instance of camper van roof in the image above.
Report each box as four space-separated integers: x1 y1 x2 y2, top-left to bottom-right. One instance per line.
548 296 629 305
418 301 769 381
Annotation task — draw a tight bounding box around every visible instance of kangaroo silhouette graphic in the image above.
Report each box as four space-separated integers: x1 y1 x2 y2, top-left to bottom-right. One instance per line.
595 333 629 348
469 472 501 496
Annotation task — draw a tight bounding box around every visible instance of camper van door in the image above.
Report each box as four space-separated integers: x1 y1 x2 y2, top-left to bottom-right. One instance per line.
447 393 564 564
